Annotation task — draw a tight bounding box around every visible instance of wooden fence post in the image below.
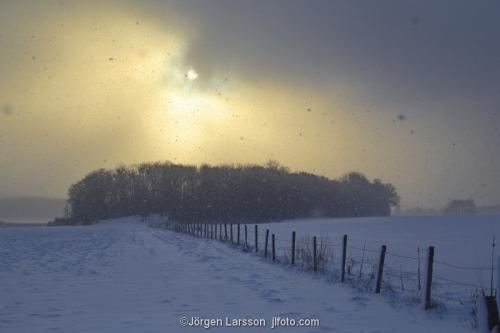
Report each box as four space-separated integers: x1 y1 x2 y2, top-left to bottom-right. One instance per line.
224 224 228 241
265 229 270 258
341 234 347 282
291 231 296 266
375 245 387 293
237 224 240 245
272 234 276 262
245 225 248 249
219 224 222 240
313 236 317 272
230 224 234 244
255 225 258 252
424 246 435 309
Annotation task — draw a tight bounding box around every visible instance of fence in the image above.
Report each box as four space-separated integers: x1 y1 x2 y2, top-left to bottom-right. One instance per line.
167 222 494 319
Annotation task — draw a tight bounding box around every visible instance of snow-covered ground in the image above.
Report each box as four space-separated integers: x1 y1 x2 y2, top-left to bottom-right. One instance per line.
261 215 500 308
0 216 481 332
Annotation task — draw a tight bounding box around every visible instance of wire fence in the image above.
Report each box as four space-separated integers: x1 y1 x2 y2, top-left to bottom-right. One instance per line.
164 221 494 320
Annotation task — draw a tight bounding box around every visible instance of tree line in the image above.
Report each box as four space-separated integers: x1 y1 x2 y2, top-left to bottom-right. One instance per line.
51 161 399 225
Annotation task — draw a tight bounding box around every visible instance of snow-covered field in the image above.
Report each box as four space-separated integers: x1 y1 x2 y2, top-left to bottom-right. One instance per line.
261 215 500 307
1 215 493 333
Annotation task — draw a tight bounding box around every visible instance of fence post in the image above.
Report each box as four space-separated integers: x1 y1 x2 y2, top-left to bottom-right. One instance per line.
245 225 248 249
224 224 228 241
424 246 435 310
291 231 296 266
237 224 241 245
219 224 222 240
255 225 258 252
265 229 270 258
313 236 318 272
272 234 276 262
375 245 387 293
215 223 218 239
341 234 347 282
230 224 234 244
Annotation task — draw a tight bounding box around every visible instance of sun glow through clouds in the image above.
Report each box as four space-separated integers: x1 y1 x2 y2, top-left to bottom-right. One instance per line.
187 69 198 80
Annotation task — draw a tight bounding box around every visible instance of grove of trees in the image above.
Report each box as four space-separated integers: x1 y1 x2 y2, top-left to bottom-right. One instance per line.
443 199 477 215
53 161 399 225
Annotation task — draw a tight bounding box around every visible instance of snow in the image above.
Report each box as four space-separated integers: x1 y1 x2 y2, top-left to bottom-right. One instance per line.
0 215 488 332
261 215 500 307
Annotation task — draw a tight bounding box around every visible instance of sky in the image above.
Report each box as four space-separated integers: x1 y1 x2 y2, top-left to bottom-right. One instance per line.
0 0 499 210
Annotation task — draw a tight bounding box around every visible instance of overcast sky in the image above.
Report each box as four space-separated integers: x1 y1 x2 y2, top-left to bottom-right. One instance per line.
0 0 499 210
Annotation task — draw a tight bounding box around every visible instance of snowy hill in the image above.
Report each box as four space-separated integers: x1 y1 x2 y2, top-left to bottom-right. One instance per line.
0 216 485 332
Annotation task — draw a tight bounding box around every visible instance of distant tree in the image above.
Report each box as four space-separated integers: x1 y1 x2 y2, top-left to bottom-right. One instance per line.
443 199 477 215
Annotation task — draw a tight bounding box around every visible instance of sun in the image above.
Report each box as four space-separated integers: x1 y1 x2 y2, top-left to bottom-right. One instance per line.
186 69 198 80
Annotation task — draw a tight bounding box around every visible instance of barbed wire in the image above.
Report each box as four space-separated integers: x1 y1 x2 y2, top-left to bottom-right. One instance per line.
434 260 492 271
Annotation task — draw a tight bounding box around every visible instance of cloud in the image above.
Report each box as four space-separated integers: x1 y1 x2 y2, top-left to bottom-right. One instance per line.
0 0 499 209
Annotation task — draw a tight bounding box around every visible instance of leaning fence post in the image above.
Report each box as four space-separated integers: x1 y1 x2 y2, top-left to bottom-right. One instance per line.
478 294 499 333
265 229 270 258
375 245 387 293
424 246 435 309
341 234 347 282
291 231 296 266
255 225 259 252
272 234 276 262
313 236 318 272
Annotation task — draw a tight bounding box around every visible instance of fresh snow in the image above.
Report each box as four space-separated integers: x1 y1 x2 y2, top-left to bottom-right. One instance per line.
0 215 486 332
